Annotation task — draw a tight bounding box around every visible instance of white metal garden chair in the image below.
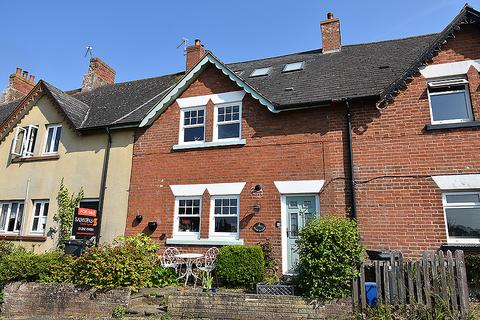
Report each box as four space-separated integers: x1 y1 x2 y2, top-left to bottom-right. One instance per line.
161 247 180 273
194 247 219 287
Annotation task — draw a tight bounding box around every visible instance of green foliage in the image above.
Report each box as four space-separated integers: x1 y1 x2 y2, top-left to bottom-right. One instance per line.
216 245 265 289
112 306 126 318
257 239 279 285
39 254 77 283
54 179 84 249
296 216 364 299
202 271 213 290
465 254 480 300
149 266 178 288
0 241 16 257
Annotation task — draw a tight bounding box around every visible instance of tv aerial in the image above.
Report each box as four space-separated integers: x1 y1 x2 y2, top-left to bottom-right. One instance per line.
84 46 93 58
176 38 189 55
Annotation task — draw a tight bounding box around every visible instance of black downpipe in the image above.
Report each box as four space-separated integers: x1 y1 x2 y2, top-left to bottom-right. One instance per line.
345 100 357 219
96 127 112 245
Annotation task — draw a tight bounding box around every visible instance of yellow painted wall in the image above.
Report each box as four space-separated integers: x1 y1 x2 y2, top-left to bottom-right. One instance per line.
0 95 133 252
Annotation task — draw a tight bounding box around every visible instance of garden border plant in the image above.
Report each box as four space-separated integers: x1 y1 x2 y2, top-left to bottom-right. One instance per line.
54 179 84 249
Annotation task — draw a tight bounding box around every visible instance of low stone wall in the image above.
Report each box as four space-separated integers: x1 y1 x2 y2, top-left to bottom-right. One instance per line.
168 292 351 320
2 282 130 319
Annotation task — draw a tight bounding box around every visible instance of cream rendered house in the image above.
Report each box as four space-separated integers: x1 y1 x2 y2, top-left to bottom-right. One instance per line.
0 59 180 251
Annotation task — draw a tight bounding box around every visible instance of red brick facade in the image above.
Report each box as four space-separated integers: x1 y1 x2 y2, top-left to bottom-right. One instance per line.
127 25 480 265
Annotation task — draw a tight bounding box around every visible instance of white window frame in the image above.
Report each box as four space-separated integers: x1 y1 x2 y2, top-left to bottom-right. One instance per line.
442 191 480 244
11 125 38 158
209 195 240 240
30 200 49 234
173 196 202 239
213 102 242 142
42 124 62 155
0 201 25 234
427 78 473 125
178 106 205 145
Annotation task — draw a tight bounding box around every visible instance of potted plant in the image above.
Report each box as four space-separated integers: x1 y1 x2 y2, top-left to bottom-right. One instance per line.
202 271 213 292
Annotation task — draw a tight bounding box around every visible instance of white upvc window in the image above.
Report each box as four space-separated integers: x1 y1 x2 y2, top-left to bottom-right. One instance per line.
11 125 38 158
209 195 240 239
213 102 242 141
427 78 473 124
173 197 201 238
31 200 49 234
43 124 62 155
179 107 205 144
0 201 25 234
442 191 480 244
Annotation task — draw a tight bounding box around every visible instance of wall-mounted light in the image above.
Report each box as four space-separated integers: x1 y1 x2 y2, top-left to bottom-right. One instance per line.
252 184 263 193
275 221 281 228
135 214 143 222
253 202 261 214
148 221 158 231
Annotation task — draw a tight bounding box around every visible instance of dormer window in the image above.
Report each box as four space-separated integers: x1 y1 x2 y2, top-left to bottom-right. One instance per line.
11 125 38 158
427 78 473 124
180 107 205 144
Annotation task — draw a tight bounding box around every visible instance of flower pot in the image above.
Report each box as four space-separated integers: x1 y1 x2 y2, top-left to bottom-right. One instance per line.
202 288 208 292
210 288 217 293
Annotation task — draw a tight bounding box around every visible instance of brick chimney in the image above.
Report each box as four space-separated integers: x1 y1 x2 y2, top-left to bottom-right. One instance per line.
320 12 341 53
0 67 36 104
81 57 116 92
186 39 205 72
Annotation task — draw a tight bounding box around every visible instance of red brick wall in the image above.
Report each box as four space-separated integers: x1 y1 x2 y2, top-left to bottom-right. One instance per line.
352 25 480 257
127 64 350 264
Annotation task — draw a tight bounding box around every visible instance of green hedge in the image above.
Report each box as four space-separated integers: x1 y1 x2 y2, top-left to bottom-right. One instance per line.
296 216 364 299
216 245 265 289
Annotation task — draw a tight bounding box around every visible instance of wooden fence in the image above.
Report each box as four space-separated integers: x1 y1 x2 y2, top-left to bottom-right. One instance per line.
352 250 469 317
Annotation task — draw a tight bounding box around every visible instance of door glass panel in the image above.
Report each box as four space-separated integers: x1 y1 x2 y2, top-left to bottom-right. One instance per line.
289 212 299 238
288 201 298 209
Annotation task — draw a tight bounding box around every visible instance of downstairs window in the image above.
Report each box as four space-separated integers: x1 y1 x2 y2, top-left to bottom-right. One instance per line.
443 192 480 243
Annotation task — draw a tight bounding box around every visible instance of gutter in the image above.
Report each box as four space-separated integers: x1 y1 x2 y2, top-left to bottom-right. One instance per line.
345 99 357 219
96 127 112 245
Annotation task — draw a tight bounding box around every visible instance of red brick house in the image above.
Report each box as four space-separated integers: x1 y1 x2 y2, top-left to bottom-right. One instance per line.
126 5 480 273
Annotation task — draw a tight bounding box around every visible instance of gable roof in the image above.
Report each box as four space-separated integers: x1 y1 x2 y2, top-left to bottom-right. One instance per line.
140 52 278 127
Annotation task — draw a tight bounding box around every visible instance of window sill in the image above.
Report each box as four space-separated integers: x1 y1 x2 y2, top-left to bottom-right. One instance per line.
441 243 480 253
424 121 480 131
166 238 244 246
172 139 246 151
11 154 60 163
0 234 47 242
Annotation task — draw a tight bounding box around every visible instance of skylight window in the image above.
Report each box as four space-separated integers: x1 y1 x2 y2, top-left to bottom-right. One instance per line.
283 61 304 72
250 67 271 77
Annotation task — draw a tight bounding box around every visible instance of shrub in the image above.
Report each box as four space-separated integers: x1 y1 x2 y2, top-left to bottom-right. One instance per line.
0 241 16 257
112 306 126 318
149 266 178 287
216 245 265 289
40 254 77 283
465 254 480 300
295 216 364 299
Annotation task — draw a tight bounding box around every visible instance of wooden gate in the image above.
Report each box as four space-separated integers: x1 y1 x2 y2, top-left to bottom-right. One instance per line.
352 250 469 317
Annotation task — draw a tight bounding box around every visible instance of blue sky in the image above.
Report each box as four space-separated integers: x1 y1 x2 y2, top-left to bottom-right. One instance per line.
0 0 478 91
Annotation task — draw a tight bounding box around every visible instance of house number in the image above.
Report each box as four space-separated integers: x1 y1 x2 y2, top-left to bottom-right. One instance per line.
253 222 266 233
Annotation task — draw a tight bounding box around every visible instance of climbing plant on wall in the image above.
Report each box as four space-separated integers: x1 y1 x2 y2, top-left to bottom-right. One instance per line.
54 179 84 248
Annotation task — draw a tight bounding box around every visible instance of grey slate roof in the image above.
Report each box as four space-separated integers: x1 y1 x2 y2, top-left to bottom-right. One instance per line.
1 4 477 130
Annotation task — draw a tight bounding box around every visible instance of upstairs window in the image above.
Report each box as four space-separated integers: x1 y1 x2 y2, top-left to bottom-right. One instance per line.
43 124 62 154
443 192 480 243
11 125 38 158
214 103 242 141
180 107 205 144
0 201 24 233
427 78 473 124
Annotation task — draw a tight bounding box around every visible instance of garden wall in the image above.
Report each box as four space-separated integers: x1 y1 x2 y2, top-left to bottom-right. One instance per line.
168 292 351 319
2 282 130 319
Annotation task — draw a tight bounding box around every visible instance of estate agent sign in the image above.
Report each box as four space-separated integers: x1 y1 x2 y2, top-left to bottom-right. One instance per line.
72 208 98 239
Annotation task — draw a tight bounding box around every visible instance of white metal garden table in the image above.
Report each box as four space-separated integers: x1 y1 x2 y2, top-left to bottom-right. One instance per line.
175 253 204 287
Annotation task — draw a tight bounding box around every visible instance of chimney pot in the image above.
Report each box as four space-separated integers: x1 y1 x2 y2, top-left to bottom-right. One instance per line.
22 71 28 79
327 12 334 19
0 67 35 104
195 39 201 46
16 67 22 76
29 75 35 83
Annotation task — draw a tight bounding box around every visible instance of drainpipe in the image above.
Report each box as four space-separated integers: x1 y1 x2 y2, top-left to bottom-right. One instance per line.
96 127 112 245
345 99 357 219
